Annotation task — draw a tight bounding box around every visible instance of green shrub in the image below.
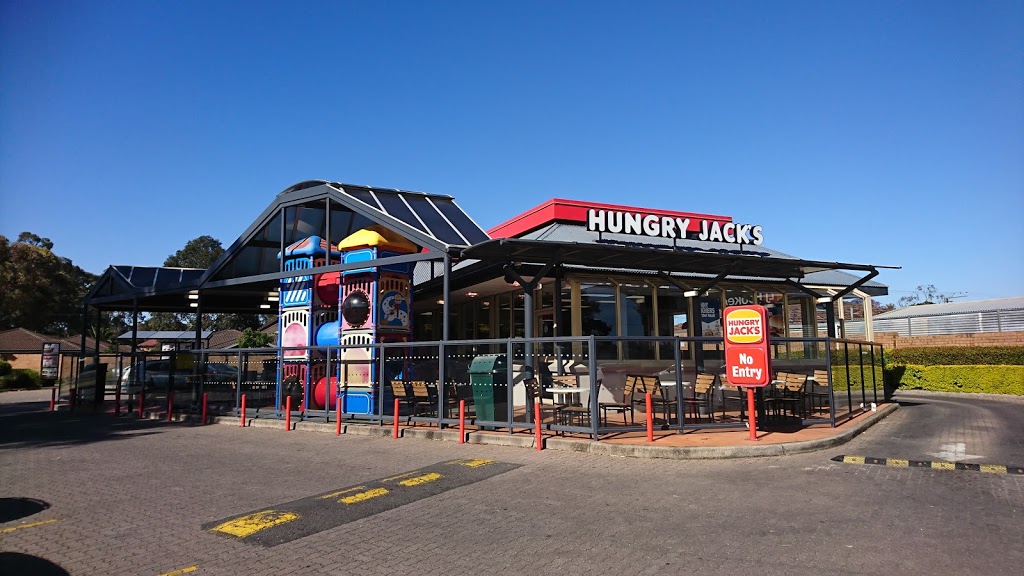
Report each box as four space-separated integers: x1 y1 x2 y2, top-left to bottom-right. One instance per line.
0 360 11 377
0 368 42 390
886 346 1024 366
885 364 1024 395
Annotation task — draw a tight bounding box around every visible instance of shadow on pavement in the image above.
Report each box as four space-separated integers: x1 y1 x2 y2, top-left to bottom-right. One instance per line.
0 498 50 523
0 552 70 576
0 412 179 450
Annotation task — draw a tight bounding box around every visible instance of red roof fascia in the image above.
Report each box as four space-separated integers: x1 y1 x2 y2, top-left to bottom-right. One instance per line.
487 198 733 239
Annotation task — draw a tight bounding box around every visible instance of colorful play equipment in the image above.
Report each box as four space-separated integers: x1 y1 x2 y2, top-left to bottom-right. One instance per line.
278 227 415 415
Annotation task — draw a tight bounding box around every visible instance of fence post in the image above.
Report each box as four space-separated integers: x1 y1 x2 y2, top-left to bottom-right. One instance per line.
646 392 654 442
535 401 542 451
393 398 400 439
459 400 466 444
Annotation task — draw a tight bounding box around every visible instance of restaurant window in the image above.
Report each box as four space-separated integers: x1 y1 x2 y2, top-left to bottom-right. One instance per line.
657 287 690 360
579 281 617 360
698 290 724 361
619 283 655 360
497 293 513 339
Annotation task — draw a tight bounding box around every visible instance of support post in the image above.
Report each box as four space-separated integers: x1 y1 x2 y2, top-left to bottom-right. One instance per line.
747 388 758 441
534 401 542 451
646 393 654 442
240 394 246 427
285 395 291 431
459 400 466 444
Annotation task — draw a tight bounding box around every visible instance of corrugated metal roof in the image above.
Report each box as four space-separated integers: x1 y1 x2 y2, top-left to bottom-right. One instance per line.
875 296 1024 319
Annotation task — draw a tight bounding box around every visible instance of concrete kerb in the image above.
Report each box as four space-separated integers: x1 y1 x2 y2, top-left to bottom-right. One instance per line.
207 402 899 459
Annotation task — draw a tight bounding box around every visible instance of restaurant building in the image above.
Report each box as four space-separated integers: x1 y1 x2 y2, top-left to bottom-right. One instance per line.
81 181 891 433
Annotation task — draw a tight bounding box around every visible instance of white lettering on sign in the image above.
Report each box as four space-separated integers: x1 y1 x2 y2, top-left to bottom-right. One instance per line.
585 209 762 244
697 220 764 245
731 365 763 380
587 209 694 239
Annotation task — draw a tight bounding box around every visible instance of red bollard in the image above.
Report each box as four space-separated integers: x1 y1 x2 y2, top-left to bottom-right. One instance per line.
335 401 342 436
114 385 121 416
167 391 174 422
240 394 246 427
459 400 466 444
49 388 56 412
139 391 145 419
285 396 291 431
535 401 542 451
202 393 208 426
747 388 758 441
393 398 400 439
646 392 654 442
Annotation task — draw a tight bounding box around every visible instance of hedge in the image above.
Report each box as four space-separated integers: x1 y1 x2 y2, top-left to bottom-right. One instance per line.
885 365 1024 395
886 346 1024 366
0 368 42 390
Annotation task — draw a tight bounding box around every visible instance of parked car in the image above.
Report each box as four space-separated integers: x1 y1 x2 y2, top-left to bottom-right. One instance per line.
120 360 239 394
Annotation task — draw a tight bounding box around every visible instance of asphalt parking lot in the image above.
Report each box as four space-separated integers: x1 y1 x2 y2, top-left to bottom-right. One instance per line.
1 389 1021 575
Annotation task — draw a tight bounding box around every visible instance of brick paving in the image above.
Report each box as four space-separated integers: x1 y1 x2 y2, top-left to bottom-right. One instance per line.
0 389 1021 576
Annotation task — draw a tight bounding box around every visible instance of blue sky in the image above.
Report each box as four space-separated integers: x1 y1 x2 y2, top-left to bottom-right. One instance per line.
1 1 1021 305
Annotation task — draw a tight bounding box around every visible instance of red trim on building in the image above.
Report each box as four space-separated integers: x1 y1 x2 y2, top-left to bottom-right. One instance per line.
487 198 733 239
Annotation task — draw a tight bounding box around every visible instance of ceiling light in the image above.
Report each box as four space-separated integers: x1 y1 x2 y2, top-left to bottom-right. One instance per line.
436 299 444 305
467 291 478 298
683 290 699 298
187 294 199 300
189 302 198 308
260 304 272 309
816 297 832 304
267 296 279 302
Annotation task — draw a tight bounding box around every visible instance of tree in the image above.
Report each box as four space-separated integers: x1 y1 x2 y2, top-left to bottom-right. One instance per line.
0 233 97 335
164 235 224 269
897 284 947 308
237 327 273 348
142 235 266 333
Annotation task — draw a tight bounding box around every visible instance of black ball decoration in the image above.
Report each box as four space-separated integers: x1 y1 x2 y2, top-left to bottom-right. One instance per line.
343 290 371 327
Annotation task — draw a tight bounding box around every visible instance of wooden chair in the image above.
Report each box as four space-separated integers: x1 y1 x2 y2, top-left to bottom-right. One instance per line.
409 380 439 419
683 374 717 422
772 373 808 420
807 369 831 415
599 374 640 426
524 377 565 428
390 380 420 423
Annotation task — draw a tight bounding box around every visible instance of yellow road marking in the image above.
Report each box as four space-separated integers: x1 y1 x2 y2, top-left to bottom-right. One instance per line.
0 518 59 534
319 486 366 499
339 487 389 505
931 461 955 471
843 456 865 464
380 471 421 483
158 565 199 576
399 472 442 487
888 459 909 467
210 510 299 538
454 458 494 468
980 464 1008 474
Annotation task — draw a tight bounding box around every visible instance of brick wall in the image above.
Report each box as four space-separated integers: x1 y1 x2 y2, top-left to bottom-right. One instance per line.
874 331 1024 349
0 352 43 371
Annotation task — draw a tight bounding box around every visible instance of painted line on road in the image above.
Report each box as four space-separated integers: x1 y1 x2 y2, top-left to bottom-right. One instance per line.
0 518 59 534
832 455 1024 475
204 459 520 547
157 565 198 576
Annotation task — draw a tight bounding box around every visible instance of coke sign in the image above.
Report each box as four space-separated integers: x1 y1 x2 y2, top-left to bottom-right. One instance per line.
723 305 771 387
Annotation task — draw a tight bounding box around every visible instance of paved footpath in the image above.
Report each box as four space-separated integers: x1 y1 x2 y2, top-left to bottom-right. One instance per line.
0 390 1021 576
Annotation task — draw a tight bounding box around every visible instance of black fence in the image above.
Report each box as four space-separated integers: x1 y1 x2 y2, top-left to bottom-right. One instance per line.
71 335 886 436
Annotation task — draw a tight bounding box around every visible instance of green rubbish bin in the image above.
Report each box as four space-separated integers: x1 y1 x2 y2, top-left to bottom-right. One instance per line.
468 354 508 423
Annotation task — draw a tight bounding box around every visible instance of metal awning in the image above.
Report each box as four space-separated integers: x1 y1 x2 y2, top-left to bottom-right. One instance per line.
460 238 888 280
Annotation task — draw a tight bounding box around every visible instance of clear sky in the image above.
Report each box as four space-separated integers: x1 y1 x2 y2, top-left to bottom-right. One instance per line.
1 1 1021 305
